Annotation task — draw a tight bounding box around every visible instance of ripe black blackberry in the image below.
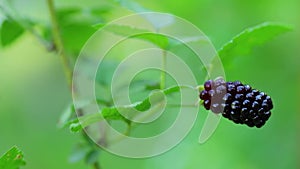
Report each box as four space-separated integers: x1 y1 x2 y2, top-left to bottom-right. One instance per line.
199 77 273 128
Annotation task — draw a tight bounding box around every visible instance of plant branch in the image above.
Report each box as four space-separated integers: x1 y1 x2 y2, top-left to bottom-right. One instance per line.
124 122 132 136
160 50 167 89
47 0 72 88
47 1 101 169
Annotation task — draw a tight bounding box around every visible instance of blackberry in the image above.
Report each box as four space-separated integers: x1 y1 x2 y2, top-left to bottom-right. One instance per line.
199 77 273 128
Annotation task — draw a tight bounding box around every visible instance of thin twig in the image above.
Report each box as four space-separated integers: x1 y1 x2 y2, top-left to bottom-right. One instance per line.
160 50 167 89
46 0 72 88
124 122 132 136
46 1 101 169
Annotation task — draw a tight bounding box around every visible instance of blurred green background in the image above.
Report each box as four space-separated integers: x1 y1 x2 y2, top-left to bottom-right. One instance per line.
0 0 299 169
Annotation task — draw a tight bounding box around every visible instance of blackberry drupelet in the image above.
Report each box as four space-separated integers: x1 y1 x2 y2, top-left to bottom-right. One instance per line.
199 77 273 128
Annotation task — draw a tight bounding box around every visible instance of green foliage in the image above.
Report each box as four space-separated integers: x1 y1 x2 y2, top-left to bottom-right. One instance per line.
0 20 25 46
69 142 91 163
95 24 169 49
56 7 110 54
114 0 174 29
68 85 187 133
0 1 294 168
115 0 149 13
85 150 100 165
61 23 96 53
0 146 26 169
95 23 207 50
57 103 75 128
69 141 100 165
218 22 292 66
64 21 292 133
0 5 110 51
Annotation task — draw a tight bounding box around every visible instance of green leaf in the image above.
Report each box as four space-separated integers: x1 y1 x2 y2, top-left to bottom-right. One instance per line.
85 150 100 165
69 85 191 132
41 6 110 54
0 20 25 46
56 8 81 21
0 146 26 169
90 7 112 16
144 81 160 91
96 60 119 85
218 22 292 66
92 23 105 29
96 24 207 50
57 103 76 128
69 141 100 165
114 0 174 29
61 23 97 53
56 7 109 25
97 24 169 49
168 36 208 48
115 0 148 12
69 143 90 163
135 33 169 49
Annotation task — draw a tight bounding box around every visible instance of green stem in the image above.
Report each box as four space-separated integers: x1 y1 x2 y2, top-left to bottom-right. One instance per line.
80 113 103 168
81 117 102 169
124 122 132 136
160 50 167 89
46 1 100 169
47 0 72 88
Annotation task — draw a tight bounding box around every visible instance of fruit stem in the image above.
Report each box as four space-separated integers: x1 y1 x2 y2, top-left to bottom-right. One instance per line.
196 85 204 92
